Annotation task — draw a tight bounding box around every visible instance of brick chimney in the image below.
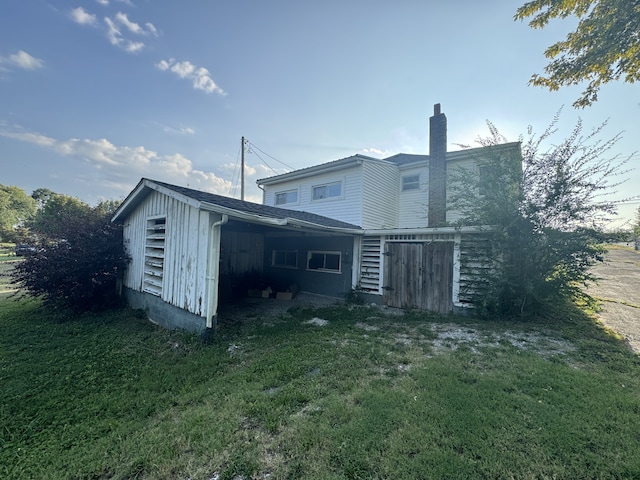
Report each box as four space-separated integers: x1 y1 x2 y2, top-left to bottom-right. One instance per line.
428 103 447 227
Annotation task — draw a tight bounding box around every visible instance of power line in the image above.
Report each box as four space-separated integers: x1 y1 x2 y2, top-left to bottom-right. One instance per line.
246 141 294 170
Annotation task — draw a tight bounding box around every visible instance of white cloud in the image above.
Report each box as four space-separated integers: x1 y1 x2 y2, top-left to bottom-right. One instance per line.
361 147 392 157
0 127 233 196
96 0 109 5
0 50 45 71
155 58 226 95
104 17 122 46
114 12 157 36
125 41 144 53
104 16 146 52
145 22 158 36
115 12 141 34
163 125 196 135
70 7 97 26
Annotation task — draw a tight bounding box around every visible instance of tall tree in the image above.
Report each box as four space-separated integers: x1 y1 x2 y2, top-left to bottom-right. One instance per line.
0 185 37 242
515 0 640 107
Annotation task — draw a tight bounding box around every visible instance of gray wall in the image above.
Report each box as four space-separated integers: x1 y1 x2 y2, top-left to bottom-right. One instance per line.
124 287 206 333
263 235 354 297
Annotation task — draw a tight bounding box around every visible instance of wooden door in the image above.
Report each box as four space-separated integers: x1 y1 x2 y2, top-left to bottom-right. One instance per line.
383 242 454 313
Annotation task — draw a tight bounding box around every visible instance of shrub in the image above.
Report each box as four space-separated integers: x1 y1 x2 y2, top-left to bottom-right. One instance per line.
11 200 128 313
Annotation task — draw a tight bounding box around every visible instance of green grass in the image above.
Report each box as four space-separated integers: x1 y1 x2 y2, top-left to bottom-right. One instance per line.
1 298 640 479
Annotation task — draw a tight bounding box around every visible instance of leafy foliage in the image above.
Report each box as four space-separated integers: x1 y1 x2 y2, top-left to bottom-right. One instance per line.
450 113 630 315
0 185 37 243
11 194 128 312
515 0 640 107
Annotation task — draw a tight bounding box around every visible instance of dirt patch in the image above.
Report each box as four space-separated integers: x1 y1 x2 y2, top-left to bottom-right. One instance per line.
588 247 640 353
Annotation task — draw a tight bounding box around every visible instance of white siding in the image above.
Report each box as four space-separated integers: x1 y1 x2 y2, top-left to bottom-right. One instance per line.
446 157 476 224
122 191 212 317
398 166 429 228
263 165 364 226
361 162 398 229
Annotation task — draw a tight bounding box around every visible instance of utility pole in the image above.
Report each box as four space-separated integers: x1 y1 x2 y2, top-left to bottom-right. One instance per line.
241 136 245 201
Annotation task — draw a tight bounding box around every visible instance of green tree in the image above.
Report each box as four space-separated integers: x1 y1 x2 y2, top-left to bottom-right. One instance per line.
0 185 37 243
31 187 57 210
449 114 631 315
30 192 90 239
515 0 640 107
11 197 128 312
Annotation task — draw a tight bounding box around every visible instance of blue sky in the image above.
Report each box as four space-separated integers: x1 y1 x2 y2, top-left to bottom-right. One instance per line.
1 0 638 228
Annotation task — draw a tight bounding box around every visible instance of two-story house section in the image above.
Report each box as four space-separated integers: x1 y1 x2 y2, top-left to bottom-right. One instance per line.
257 104 523 314
258 154 400 230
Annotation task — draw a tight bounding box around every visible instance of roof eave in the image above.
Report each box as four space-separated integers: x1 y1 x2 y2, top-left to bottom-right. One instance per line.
111 179 203 223
257 155 376 186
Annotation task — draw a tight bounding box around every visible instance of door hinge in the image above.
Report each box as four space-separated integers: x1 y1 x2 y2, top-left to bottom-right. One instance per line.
382 286 394 291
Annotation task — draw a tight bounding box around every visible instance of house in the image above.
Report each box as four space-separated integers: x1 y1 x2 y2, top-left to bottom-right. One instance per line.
112 104 521 333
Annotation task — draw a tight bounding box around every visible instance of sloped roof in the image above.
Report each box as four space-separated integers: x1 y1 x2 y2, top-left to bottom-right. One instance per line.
385 153 429 166
256 153 386 186
112 178 362 232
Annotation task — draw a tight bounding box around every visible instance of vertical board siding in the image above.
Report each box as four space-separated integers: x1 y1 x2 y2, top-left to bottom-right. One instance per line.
220 231 264 275
121 191 211 318
383 242 454 314
361 162 398 229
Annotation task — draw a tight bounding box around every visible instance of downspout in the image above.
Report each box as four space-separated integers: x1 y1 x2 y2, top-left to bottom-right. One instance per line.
205 213 228 330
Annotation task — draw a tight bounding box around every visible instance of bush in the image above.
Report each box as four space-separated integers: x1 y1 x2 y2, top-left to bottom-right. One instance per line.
450 114 630 316
11 200 128 313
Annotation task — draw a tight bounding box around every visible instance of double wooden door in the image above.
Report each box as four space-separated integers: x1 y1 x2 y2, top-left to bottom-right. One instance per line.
383 242 454 314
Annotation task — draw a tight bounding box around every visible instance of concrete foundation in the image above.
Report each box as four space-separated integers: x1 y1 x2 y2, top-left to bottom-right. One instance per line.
124 287 207 333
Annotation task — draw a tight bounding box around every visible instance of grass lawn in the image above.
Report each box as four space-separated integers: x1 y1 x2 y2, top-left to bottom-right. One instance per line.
2 283 640 478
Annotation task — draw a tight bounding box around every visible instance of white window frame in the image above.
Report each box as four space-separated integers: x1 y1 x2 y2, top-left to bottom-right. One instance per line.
312 180 343 201
402 174 420 191
274 189 299 206
306 250 341 273
271 249 298 269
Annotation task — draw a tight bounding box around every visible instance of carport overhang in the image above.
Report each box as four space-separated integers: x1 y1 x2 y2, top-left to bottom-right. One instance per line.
111 178 363 333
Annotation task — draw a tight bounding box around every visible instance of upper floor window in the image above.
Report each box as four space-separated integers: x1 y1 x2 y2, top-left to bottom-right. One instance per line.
402 174 420 191
275 189 298 205
312 181 342 201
